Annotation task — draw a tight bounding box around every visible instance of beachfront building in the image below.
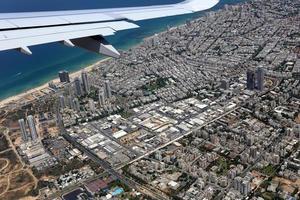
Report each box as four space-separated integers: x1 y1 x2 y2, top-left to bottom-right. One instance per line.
58 70 70 83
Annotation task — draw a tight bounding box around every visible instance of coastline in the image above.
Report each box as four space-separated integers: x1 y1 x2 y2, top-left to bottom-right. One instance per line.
0 17 187 109
0 58 111 108
0 18 196 108
0 15 190 108
0 0 247 108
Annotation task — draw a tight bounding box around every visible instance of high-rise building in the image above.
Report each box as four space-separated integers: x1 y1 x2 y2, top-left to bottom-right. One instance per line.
59 95 66 108
250 146 257 158
58 70 70 83
234 176 242 191
56 110 64 128
256 67 265 91
64 82 73 95
74 77 82 96
27 115 38 141
104 80 112 99
67 96 75 109
241 180 251 195
72 98 80 111
18 119 28 142
81 71 90 94
98 89 105 107
89 99 96 113
246 70 256 90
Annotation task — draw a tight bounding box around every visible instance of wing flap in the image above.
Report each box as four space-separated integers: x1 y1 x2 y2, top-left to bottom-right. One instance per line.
0 26 115 51
105 21 139 31
0 21 139 51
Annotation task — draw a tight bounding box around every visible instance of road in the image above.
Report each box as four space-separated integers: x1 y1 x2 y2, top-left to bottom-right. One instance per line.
120 106 239 169
56 80 280 200
214 131 283 199
62 132 170 200
54 106 239 200
213 81 282 200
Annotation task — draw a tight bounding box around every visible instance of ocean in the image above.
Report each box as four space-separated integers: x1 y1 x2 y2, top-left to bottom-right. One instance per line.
0 0 245 100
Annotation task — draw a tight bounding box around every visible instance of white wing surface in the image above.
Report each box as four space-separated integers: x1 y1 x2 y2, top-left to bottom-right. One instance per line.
0 0 219 57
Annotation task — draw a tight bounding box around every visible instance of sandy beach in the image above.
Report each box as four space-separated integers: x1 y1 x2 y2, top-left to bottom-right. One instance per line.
0 57 111 109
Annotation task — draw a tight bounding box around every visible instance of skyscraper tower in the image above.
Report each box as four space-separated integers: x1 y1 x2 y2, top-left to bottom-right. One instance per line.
73 98 80 111
104 80 112 99
250 146 257 158
234 176 242 192
74 77 82 96
59 95 66 108
18 119 28 142
58 70 70 83
246 70 255 90
27 115 38 141
241 180 251 195
81 71 90 94
256 67 265 91
55 110 64 128
98 89 105 107
89 99 96 113
68 96 76 110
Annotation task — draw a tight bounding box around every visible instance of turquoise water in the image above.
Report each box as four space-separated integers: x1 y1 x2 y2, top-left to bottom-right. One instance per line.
112 187 124 196
0 0 245 100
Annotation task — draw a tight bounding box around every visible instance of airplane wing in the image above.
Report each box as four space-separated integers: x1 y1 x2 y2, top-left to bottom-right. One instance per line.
0 0 219 58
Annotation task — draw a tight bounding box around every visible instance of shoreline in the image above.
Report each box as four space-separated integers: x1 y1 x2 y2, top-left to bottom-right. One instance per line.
0 17 185 109
0 21 184 109
0 0 243 109
0 58 111 108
